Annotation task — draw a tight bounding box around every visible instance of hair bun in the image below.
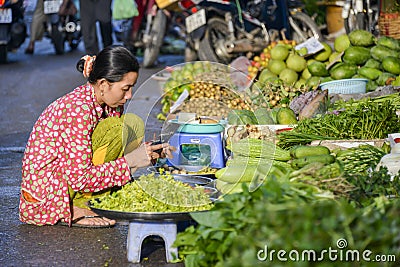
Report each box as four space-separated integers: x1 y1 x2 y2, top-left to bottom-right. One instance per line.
80 55 96 78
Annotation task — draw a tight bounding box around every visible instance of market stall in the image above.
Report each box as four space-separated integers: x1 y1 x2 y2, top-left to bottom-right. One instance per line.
87 28 400 264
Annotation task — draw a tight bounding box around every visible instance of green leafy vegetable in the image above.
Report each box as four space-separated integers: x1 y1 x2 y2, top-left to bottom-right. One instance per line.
91 173 214 212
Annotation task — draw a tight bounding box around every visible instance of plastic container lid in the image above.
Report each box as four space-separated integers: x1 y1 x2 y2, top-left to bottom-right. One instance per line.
168 119 226 133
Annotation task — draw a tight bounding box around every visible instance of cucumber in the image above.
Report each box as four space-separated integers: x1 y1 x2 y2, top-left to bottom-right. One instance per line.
291 154 336 169
290 145 331 159
215 165 266 183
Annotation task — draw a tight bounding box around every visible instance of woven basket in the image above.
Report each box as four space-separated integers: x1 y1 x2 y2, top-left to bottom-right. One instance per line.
379 12 400 39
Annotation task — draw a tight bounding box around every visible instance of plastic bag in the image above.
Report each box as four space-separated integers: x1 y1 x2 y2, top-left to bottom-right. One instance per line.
112 0 139 20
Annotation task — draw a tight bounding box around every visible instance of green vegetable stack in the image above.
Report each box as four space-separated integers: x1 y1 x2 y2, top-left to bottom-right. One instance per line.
227 106 297 125
329 30 400 91
286 97 400 141
215 138 292 194
336 144 386 176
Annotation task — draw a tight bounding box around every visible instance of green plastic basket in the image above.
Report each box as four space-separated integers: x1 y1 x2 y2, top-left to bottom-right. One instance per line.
320 78 368 94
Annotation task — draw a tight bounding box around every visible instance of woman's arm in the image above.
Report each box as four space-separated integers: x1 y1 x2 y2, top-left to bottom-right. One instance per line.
59 102 131 193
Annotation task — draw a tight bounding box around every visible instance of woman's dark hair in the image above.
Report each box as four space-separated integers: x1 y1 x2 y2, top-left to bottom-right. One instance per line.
76 45 140 83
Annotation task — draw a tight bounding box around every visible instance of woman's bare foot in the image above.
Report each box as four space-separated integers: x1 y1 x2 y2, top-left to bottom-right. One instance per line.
71 206 116 227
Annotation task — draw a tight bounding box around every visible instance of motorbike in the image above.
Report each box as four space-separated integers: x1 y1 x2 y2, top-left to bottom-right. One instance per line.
0 0 27 63
114 0 172 68
342 0 379 35
180 0 323 64
42 0 81 54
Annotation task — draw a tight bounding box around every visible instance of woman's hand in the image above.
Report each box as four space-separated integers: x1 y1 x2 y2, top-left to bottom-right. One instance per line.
124 142 175 170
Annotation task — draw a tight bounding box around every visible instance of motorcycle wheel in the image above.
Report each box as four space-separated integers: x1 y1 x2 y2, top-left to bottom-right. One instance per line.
51 24 65 55
289 12 323 43
198 17 231 64
0 45 7 64
142 10 167 68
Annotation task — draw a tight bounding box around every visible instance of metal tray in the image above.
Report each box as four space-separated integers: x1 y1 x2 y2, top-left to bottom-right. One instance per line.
88 199 211 222
88 174 218 221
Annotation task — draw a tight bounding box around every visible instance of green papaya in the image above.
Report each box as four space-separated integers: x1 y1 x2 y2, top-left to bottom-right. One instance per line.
371 45 400 62
276 107 297 125
382 56 400 75
258 69 277 83
330 62 344 71
352 74 367 79
357 67 382 80
364 58 381 69
306 76 322 89
348 29 376 47
377 36 400 51
308 61 329 77
321 76 334 83
343 46 371 65
329 63 358 80
313 42 332 62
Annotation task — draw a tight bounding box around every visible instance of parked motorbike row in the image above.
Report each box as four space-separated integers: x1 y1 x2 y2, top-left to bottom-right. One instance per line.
41 0 81 55
0 0 26 63
114 0 323 67
0 0 382 67
180 0 323 64
0 0 81 63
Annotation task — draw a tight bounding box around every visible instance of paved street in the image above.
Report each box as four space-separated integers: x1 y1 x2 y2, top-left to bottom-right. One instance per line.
0 38 186 267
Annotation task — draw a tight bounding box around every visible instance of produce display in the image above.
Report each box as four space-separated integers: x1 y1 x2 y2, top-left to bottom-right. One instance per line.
90 173 214 213
158 62 253 120
330 31 400 90
146 28 400 266
174 169 400 267
178 81 252 117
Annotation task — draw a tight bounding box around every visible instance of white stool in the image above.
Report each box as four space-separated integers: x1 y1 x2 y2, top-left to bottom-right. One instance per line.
126 220 178 263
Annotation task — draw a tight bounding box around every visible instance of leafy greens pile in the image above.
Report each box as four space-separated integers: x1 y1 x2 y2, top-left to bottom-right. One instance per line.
91 173 213 213
293 98 400 140
174 172 400 267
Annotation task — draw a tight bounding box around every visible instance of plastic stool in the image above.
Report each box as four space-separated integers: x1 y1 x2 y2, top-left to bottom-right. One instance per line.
126 221 178 263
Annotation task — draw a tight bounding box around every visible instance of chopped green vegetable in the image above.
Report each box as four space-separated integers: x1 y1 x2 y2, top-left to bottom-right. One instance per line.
91 173 214 212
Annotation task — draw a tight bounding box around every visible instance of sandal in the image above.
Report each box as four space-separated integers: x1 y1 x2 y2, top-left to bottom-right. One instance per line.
58 215 116 228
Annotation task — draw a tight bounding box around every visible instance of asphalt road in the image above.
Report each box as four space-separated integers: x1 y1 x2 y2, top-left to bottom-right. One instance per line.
0 38 186 267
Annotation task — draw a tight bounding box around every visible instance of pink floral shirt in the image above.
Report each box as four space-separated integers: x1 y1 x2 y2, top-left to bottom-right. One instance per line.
19 83 131 226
